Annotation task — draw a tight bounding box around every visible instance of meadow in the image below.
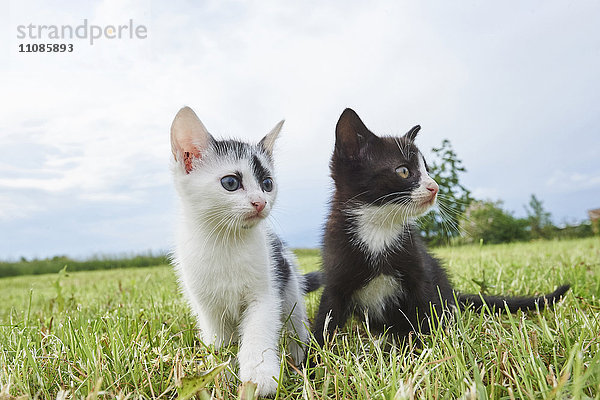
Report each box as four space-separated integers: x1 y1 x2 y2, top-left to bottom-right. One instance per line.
0 238 598 399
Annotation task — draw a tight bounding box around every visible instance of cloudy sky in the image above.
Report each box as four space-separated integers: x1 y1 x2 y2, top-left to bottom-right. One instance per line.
1 0 599 260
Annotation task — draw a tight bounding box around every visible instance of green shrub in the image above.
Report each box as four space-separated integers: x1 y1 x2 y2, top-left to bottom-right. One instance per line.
0 253 170 278
460 200 529 244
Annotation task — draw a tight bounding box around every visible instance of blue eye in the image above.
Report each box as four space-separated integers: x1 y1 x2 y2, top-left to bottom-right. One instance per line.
262 178 273 192
221 176 240 191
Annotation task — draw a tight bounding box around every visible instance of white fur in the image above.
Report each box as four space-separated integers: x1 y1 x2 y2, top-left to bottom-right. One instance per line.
170 112 308 397
348 153 438 256
347 203 410 255
410 154 439 215
353 274 403 321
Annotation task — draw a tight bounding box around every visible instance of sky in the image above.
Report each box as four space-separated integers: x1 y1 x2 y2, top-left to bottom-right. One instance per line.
1 0 599 260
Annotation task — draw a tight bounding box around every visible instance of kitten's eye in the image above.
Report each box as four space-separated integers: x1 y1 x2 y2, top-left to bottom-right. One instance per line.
221 175 241 191
396 166 410 179
262 177 274 192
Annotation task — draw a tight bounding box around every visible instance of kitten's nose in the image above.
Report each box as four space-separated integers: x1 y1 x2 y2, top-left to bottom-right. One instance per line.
251 200 266 213
426 181 439 196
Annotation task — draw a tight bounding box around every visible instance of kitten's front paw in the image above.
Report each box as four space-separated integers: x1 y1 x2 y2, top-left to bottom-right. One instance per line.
239 362 279 397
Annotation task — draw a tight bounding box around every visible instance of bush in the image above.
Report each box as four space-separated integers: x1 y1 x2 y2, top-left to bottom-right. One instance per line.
553 221 595 239
460 200 529 244
524 194 554 239
0 253 170 278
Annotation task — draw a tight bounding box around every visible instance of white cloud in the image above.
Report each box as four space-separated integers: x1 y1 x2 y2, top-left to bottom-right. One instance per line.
470 187 501 202
546 171 600 193
0 194 41 220
1 0 599 257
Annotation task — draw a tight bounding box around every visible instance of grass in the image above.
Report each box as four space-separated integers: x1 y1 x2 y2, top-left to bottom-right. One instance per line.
0 237 599 399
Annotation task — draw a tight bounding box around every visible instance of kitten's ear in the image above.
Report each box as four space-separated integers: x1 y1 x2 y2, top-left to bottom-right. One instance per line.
335 108 376 160
403 125 421 142
170 106 213 174
259 120 284 156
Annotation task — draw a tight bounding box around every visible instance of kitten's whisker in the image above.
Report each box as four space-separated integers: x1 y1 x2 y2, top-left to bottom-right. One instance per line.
266 214 285 235
429 198 468 239
343 190 372 205
345 190 414 212
204 215 233 252
394 137 409 160
202 211 242 251
368 191 413 205
436 193 471 206
361 195 413 228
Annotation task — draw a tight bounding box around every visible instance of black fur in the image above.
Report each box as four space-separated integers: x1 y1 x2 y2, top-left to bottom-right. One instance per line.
302 271 323 294
212 140 272 182
212 139 251 159
251 154 270 182
458 285 570 313
269 234 291 295
312 108 569 346
269 233 323 295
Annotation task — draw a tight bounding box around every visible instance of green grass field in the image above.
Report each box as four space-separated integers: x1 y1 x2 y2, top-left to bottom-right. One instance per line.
1 238 599 399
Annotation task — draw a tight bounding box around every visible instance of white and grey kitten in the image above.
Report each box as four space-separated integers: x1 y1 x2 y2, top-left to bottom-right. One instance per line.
170 107 320 396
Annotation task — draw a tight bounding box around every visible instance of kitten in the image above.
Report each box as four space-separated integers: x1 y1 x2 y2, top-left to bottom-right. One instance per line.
312 108 569 346
170 107 320 396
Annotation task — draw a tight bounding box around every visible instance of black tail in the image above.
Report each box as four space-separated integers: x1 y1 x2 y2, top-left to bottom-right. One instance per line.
457 284 570 313
301 271 323 293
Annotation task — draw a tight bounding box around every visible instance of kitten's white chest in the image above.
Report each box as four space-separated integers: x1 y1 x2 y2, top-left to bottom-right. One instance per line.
353 274 403 320
174 228 271 318
349 204 408 255
178 243 267 289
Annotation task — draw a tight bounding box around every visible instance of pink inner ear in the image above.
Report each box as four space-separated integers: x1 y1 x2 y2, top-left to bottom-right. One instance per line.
183 149 200 174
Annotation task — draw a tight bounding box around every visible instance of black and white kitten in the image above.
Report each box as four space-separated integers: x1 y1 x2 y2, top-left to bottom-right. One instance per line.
170 107 320 396
313 108 569 346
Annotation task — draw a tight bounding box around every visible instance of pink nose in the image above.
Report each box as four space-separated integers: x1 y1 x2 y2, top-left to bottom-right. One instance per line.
426 182 439 196
251 200 266 213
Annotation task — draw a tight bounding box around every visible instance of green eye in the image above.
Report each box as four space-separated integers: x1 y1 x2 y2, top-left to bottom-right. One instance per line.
396 166 410 179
